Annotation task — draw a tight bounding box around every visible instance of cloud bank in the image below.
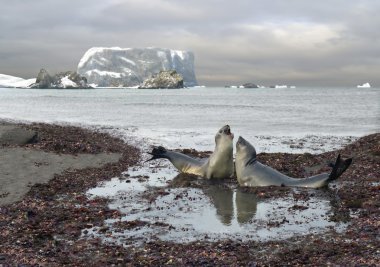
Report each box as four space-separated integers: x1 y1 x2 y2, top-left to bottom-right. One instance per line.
0 0 379 86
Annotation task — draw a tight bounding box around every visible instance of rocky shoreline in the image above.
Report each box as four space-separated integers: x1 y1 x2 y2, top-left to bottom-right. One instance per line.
0 122 378 266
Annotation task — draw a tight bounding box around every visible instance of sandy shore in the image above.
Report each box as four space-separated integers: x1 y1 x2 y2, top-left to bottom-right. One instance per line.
0 147 121 206
0 122 378 266
0 123 121 206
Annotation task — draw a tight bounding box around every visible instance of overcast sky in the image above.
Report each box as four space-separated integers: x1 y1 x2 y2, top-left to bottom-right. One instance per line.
0 0 379 86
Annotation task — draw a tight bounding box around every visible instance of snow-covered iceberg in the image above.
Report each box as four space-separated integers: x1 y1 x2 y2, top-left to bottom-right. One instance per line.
357 82 371 88
77 47 198 87
0 74 35 88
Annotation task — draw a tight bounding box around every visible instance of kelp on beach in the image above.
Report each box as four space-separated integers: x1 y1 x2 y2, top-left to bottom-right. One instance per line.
0 122 379 266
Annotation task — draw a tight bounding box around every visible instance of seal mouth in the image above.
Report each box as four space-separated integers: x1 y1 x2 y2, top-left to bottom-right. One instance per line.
223 125 234 139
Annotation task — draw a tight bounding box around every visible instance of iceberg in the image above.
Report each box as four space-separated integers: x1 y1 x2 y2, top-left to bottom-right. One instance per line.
77 47 198 87
0 74 36 88
357 82 371 88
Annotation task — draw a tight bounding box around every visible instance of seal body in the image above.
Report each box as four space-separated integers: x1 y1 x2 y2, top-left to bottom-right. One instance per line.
235 136 352 188
148 125 234 179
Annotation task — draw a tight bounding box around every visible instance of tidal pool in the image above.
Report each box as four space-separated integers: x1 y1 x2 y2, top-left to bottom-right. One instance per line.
85 160 347 246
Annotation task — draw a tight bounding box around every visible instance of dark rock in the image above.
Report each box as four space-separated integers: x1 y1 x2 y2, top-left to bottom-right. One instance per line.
138 70 184 89
35 68 53 88
54 71 89 88
242 83 259 88
31 69 91 89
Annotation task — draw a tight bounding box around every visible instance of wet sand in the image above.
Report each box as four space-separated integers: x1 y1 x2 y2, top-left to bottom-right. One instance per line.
0 122 121 206
0 147 121 206
0 122 378 266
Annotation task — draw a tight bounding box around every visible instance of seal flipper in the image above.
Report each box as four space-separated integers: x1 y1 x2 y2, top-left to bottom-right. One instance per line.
146 146 169 162
328 154 353 182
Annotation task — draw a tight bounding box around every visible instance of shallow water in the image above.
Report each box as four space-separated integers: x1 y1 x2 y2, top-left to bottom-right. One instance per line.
85 160 346 245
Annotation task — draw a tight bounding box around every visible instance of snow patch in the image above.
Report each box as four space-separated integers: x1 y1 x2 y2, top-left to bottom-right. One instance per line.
120 57 136 66
59 76 78 88
86 70 122 78
78 47 126 69
170 50 186 60
0 74 24 83
122 68 133 74
0 74 36 88
157 51 168 60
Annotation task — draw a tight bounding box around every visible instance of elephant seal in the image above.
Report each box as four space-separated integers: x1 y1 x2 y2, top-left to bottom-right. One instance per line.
147 125 234 179
235 136 352 188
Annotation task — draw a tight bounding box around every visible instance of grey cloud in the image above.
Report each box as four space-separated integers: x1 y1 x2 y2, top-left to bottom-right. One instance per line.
0 0 379 86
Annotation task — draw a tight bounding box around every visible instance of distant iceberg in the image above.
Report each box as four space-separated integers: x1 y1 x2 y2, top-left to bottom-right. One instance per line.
357 82 371 88
77 47 198 87
0 74 35 88
274 85 288 88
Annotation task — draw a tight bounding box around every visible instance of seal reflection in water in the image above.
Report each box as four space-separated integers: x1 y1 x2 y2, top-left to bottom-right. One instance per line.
205 185 258 225
170 173 258 225
147 125 234 179
235 136 352 188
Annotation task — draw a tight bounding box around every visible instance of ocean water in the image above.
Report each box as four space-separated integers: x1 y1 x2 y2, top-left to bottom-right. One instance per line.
0 86 379 153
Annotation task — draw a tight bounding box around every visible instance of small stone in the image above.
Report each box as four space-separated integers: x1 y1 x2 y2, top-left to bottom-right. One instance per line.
98 226 109 233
